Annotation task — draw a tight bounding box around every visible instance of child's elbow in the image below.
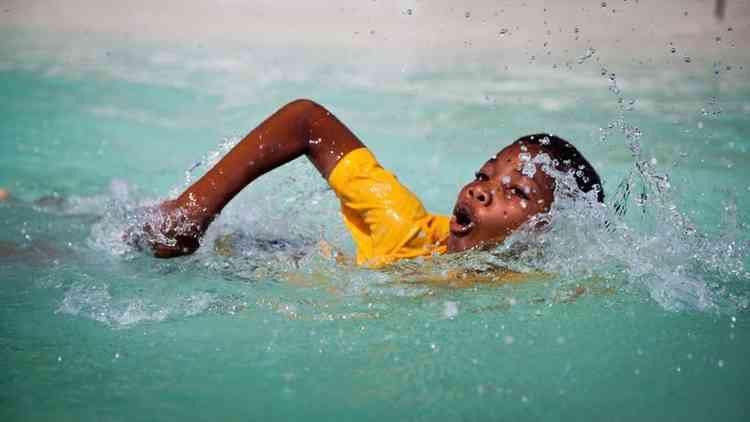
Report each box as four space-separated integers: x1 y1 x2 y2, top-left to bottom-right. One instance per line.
284 98 329 119
286 98 321 109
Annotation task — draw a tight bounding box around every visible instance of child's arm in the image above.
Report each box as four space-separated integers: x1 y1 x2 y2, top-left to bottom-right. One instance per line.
142 99 365 258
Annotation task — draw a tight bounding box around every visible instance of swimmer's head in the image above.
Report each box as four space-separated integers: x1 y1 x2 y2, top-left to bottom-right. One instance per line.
446 134 603 253
0 188 9 202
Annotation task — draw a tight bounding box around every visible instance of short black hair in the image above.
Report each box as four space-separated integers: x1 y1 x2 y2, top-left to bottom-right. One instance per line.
513 133 604 202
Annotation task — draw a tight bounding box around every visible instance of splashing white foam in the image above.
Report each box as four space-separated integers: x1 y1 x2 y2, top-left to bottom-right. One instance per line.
458 155 749 313
56 275 219 328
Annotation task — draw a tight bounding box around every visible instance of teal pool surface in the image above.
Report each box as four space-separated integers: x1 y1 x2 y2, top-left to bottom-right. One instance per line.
1 28 749 421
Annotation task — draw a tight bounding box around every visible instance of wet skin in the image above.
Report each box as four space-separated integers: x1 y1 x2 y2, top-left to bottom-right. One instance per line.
143 99 555 259
446 144 555 253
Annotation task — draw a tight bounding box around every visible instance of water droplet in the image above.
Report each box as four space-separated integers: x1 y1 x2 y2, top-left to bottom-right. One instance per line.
504 335 514 345
406 8 413 15
601 1 607 7
718 360 724 368
684 56 692 63
670 47 677 53
443 301 459 319
465 11 471 18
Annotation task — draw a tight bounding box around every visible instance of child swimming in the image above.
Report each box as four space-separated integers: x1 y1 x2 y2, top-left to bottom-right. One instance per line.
134 99 602 267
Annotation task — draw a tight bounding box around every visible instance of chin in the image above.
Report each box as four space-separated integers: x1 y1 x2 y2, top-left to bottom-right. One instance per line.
446 235 505 254
446 235 479 254
446 236 465 254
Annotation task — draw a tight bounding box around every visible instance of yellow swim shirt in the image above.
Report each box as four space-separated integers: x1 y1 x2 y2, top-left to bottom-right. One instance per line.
327 148 450 267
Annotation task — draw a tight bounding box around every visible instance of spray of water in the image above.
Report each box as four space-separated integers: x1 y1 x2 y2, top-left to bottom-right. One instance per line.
75 66 749 319
437 74 750 314
77 125 749 318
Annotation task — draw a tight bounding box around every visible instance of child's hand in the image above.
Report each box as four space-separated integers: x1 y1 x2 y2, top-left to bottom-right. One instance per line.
124 200 202 258
147 200 203 258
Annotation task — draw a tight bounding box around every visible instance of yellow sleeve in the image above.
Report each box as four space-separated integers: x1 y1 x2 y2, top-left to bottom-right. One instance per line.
327 148 450 267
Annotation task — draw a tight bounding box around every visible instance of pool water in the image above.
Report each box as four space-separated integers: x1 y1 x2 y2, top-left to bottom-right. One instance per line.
1 19 749 421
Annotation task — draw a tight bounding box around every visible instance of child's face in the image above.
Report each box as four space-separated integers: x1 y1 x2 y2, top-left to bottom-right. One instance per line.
446 143 555 253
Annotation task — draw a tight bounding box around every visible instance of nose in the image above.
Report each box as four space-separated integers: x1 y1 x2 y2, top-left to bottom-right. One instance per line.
467 184 492 206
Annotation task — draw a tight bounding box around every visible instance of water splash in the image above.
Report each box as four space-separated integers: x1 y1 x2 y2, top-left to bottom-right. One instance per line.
443 144 748 313
79 129 750 317
577 47 596 65
55 274 222 328
177 136 242 197
465 198 742 313
66 53 748 319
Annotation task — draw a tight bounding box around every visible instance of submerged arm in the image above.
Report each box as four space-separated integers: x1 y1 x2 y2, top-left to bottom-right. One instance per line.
143 99 365 257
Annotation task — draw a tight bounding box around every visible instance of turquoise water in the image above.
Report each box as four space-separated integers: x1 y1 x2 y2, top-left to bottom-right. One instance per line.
1 30 749 421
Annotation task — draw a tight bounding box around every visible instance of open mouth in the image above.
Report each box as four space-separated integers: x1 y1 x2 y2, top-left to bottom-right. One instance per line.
450 203 475 236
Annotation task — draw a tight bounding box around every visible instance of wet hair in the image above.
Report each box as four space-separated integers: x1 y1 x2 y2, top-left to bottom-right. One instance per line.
513 133 604 202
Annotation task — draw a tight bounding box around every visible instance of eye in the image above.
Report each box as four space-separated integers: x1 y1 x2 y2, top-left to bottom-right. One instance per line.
510 187 530 200
474 172 489 182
